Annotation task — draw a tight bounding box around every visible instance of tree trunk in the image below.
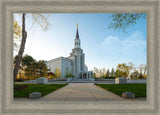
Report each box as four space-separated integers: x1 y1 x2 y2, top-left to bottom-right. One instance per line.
143 67 146 75
13 13 27 82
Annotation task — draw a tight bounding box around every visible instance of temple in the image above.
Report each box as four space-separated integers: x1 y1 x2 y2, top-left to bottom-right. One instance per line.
47 24 93 81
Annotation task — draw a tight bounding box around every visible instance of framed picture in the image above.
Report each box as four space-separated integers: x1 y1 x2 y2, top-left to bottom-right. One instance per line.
0 0 159 114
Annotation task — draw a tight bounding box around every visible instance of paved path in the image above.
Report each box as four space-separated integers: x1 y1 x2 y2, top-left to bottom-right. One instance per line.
40 83 124 102
14 83 146 103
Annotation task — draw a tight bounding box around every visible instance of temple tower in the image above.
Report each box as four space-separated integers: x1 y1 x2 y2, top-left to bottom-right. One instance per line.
74 24 81 48
70 24 85 78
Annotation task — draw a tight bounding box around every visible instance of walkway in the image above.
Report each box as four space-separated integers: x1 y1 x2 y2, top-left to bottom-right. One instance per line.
14 83 146 103
40 83 124 102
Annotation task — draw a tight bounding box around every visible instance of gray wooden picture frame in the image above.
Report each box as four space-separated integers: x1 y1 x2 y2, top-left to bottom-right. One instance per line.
0 0 159 114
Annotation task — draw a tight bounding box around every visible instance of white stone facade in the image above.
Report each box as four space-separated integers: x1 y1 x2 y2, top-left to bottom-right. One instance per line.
47 57 72 79
47 24 93 80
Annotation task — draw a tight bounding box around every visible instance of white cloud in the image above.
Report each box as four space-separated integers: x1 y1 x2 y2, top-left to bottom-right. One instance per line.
100 31 146 54
97 31 146 68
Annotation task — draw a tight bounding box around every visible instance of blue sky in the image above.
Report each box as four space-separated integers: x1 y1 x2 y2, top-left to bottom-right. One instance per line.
14 13 147 70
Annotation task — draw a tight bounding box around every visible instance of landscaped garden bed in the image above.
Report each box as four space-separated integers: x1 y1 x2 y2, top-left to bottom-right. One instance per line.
95 84 146 97
49 79 67 81
95 79 115 81
95 77 116 81
14 84 67 98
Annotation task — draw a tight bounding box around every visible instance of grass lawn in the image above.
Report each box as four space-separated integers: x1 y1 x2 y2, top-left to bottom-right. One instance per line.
95 84 146 97
14 84 67 98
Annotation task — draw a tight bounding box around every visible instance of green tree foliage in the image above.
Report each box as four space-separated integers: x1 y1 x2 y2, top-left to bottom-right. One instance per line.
65 74 74 80
37 60 48 77
25 62 38 80
138 73 143 79
25 60 48 80
130 71 139 79
93 67 98 78
104 69 110 78
22 54 35 67
14 54 35 80
110 68 115 77
116 63 129 77
101 68 106 78
93 67 107 78
115 69 121 77
109 13 146 32
93 62 147 79
130 71 146 79
14 54 48 80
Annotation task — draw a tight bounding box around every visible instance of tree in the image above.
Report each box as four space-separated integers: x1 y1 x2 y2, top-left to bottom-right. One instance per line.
25 61 38 80
143 65 147 76
13 55 24 80
116 63 129 77
48 72 55 79
105 69 110 78
128 62 134 75
93 67 99 78
65 74 74 80
22 54 35 66
14 54 49 80
138 64 147 75
138 73 143 79
115 69 121 77
101 68 106 78
13 13 50 81
14 54 36 80
14 13 27 81
37 60 48 77
25 60 48 80
130 71 139 79
13 20 22 39
24 66 33 80
138 64 142 74
55 68 61 79
13 55 18 68
13 20 22 51
110 68 115 77
137 64 147 79
109 13 146 32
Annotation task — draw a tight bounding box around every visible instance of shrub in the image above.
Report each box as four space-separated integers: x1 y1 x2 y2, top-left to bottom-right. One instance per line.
138 73 143 79
15 79 24 82
143 74 147 79
65 74 74 78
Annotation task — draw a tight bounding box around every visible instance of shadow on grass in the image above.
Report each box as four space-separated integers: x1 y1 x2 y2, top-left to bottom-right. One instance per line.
95 84 146 97
14 84 67 98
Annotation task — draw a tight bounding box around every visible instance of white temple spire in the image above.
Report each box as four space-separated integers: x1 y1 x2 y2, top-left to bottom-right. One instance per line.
74 24 81 48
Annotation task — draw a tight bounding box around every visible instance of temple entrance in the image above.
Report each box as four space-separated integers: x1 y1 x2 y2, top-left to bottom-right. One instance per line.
80 73 86 79
70 71 94 82
79 72 93 80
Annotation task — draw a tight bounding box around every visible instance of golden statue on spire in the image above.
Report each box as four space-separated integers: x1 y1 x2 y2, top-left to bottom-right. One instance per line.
77 23 78 29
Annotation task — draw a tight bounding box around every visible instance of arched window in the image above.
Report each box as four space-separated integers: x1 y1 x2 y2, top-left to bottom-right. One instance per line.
65 67 68 75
